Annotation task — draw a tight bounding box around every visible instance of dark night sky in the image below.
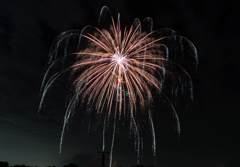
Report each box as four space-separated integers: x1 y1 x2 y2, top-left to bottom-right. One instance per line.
0 0 240 167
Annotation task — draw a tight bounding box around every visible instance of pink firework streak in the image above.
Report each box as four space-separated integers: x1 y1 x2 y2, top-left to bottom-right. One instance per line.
38 6 198 167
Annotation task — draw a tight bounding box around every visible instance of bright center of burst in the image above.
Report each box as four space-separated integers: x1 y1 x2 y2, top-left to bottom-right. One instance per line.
112 52 125 66
117 57 123 64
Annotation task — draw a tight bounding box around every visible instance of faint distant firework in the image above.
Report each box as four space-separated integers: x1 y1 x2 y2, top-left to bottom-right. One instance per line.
38 6 198 167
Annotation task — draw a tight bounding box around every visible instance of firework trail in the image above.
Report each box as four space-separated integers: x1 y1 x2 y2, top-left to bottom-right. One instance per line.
38 6 198 167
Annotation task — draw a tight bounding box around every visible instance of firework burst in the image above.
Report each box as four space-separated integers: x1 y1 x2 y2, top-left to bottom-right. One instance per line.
39 6 198 167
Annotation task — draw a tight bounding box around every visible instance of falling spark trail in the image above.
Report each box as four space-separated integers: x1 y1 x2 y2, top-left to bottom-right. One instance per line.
148 110 156 165
109 102 118 167
102 110 107 152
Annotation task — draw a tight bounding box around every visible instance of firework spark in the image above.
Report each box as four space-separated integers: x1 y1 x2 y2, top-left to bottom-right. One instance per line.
39 6 198 167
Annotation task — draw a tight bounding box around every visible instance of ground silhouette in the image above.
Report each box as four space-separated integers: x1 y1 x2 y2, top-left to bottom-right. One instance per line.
62 163 78 167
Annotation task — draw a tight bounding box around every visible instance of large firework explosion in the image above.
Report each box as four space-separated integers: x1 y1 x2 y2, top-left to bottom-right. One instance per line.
38 6 198 167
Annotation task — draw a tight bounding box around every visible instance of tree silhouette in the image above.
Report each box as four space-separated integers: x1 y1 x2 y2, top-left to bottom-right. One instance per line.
13 165 27 167
0 161 9 167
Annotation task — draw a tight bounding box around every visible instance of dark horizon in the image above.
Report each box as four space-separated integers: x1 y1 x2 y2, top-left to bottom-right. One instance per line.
0 161 155 167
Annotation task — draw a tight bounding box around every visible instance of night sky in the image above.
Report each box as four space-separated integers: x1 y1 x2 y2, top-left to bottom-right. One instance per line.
0 0 239 167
